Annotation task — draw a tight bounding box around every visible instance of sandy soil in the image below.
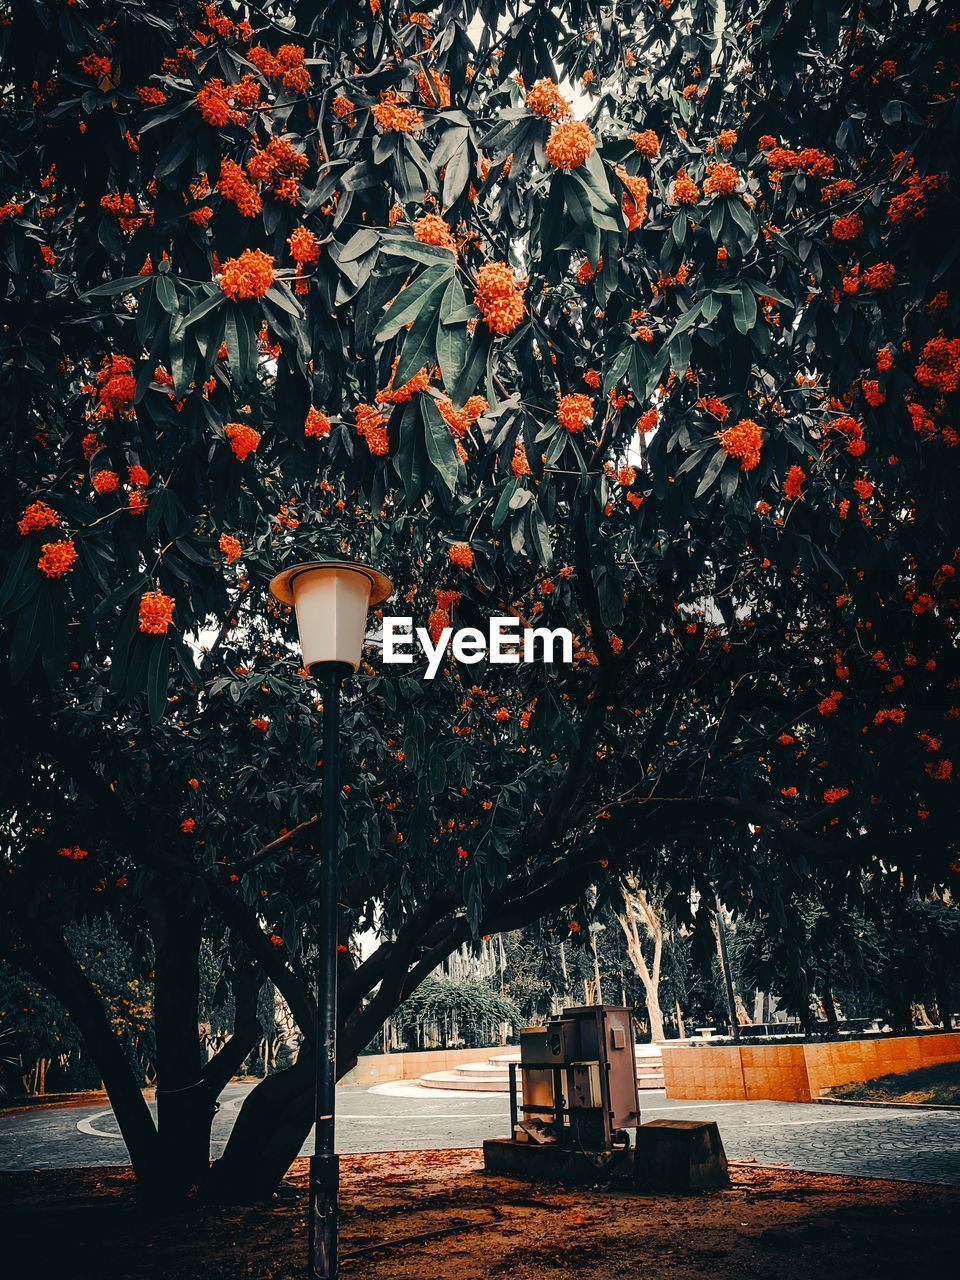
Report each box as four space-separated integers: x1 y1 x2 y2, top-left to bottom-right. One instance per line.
2 1149 956 1279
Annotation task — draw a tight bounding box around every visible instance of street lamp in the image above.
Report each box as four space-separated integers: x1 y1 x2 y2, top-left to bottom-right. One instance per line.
269 559 393 1280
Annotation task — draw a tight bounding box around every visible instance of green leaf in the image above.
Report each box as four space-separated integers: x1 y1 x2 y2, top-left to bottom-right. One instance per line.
525 500 553 570
338 228 380 264
9 580 48 682
730 285 757 335
146 637 170 724
422 397 460 494
436 276 468 390
452 324 493 404
183 288 225 329
156 273 178 315
695 448 727 498
82 275 153 300
0 542 36 615
376 264 450 342
393 298 440 389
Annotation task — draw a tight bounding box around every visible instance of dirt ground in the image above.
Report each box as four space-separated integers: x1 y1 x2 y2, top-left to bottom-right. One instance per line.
2 1149 956 1279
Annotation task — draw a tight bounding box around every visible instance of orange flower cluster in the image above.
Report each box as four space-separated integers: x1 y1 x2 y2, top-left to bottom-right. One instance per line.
672 168 700 204
377 361 431 404
38 539 77 578
372 91 424 134
765 146 835 184
821 177 855 203
331 93 355 121
428 607 450 643
219 533 242 563
137 85 168 106
915 335 960 394
697 395 730 422
196 75 260 127
525 78 571 120
557 393 594 433
79 53 112 80
413 213 457 253
511 442 531 476
475 261 526 334
831 213 863 241
631 129 659 158
783 464 806 499
925 759 953 781
861 262 896 290
100 192 147 233
225 421 261 460
435 397 469 436
246 43 311 93
617 168 649 230
639 407 658 432
202 1 252 41
703 161 740 197
415 69 450 108
18 500 60 535
448 542 474 568
217 158 262 216
94 354 136 418
139 590 175 635
246 137 308 204
829 414 866 456
219 248 275 299
289 226 320 282
887 168 947 224
717 417 763 471
545 120 595 170
128 464 149 487
305 406 331 438
92 469 120 494
57 845 89 860
823 786 849 804
717 128 737 149
355 403 390 455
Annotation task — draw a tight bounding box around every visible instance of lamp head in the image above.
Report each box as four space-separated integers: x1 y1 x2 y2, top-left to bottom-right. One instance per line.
269 559 393 673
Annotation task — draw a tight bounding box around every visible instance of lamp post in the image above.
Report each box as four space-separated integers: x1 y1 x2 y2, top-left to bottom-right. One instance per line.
269 559 392 1280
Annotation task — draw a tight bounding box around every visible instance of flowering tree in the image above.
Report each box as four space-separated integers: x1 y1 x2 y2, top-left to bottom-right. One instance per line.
2 0 959 1200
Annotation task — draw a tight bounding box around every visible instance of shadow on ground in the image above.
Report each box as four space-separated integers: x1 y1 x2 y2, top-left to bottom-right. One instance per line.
2 1149 956 1279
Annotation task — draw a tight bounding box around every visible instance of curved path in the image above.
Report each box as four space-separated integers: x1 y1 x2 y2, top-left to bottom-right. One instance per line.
2 1083 959 1185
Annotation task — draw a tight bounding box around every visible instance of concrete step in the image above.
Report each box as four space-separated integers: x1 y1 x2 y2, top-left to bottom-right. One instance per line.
418 1046 664 1094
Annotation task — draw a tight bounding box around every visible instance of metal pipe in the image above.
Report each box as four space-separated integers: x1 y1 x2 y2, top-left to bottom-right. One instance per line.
309 663 346 1280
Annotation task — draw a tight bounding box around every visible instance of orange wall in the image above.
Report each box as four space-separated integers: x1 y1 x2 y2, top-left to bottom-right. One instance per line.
339 1045 504 1087
661 1031 960 1102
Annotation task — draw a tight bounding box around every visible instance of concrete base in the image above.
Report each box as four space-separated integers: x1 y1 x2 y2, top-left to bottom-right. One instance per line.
632 1119 729 1191
483 1137 632 1187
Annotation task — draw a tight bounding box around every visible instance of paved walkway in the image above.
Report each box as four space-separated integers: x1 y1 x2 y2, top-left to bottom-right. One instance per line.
2 1083 958 1185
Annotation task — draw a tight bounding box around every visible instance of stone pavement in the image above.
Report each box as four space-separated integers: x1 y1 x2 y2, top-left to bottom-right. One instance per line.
1 1083 958 1185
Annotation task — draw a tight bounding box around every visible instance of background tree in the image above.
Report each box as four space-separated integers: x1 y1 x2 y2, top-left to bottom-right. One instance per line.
2 0 959 1202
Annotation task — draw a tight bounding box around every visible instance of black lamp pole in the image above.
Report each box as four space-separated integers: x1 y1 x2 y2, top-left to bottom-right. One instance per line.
309 662 349 1280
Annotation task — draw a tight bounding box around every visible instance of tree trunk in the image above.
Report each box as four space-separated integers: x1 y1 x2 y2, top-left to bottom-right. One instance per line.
204 1050 316 1202
617 882 666 1043
15 928 160 1184
147 893 216 1196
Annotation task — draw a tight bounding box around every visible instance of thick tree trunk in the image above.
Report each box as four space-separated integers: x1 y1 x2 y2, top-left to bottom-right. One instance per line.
204 1048 315 1202
147 894 215 1196
14 928 160 1183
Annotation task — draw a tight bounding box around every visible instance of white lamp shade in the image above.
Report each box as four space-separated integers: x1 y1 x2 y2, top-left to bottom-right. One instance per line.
269 561 393 672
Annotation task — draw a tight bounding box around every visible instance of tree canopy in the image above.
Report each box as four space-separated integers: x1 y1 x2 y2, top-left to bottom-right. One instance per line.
2 0 959 1199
